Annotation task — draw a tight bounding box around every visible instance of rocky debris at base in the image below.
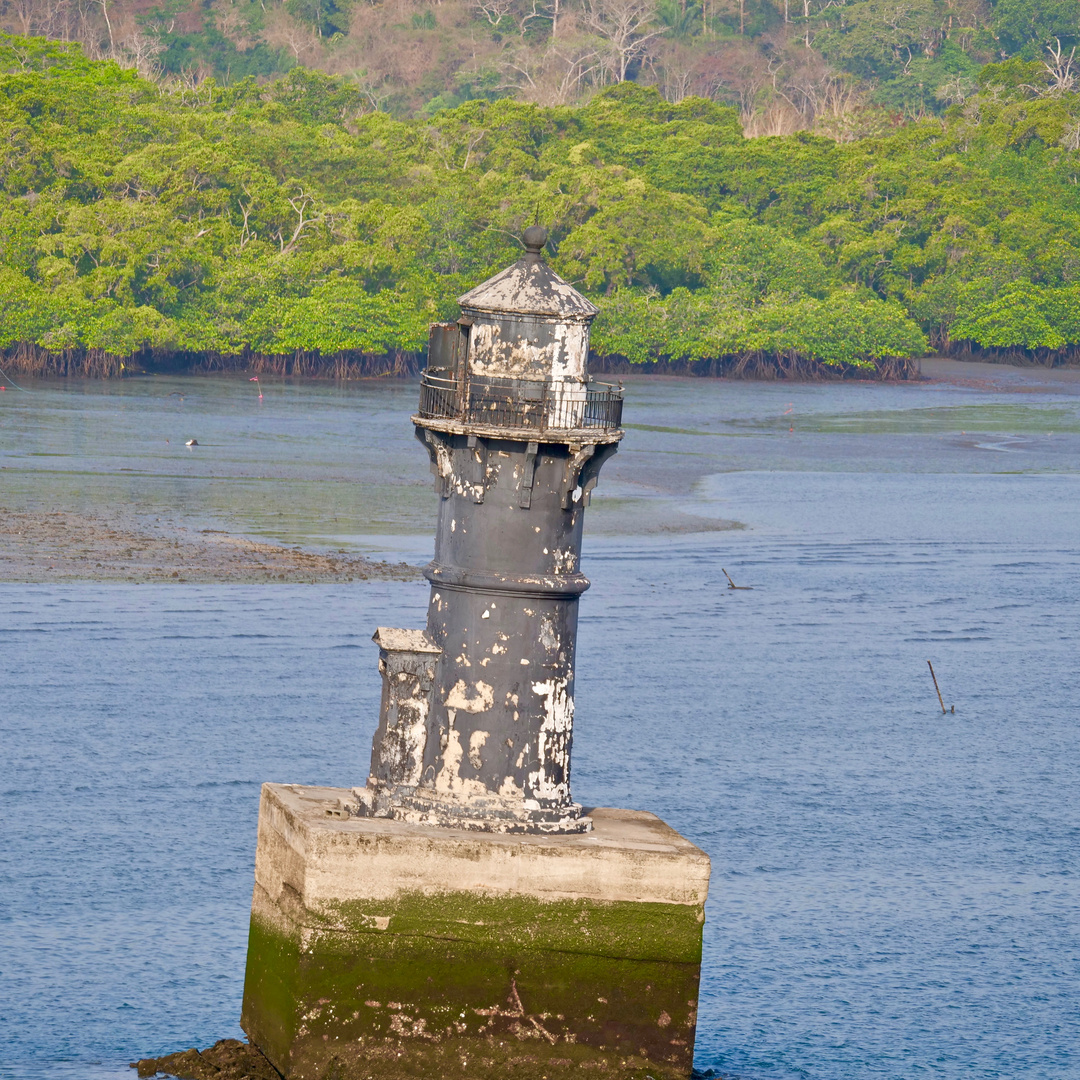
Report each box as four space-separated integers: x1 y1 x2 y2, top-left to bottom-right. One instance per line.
130 1039 729 1079
0 506 421 584
132 1038 281 1079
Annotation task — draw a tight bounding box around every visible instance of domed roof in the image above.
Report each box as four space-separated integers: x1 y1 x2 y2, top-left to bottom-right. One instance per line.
458 228 599 320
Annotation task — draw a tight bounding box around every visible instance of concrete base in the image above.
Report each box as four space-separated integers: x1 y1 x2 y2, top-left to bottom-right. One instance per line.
241 783 711 1080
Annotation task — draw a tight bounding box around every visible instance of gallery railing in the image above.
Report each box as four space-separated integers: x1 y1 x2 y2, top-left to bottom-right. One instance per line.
418 372 623 433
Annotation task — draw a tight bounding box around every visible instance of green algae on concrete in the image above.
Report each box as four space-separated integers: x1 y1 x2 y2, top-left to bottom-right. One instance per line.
306 887 703 964
243 897 702 1080
241 783 710 1080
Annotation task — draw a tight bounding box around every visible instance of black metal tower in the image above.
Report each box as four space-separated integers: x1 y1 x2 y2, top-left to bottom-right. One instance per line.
356 226 623 833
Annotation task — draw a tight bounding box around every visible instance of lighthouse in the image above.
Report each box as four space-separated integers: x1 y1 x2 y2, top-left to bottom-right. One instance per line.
356 225 622 834
240 229 710 1080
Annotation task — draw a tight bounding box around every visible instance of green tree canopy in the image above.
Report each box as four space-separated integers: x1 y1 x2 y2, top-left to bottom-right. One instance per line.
1 34 1079 373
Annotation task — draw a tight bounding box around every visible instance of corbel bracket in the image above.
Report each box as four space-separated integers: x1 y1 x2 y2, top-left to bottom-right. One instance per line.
518 441 539 509
560 443 595 509
578 442 619 506
467 434 488 504
417 427 454 499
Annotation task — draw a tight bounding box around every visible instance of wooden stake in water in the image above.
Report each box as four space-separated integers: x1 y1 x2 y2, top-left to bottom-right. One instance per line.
927 660 946 714
722 568 753 590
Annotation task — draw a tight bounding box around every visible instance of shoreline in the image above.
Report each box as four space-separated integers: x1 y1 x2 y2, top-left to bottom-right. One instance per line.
4 354 1079 393
3 346 924 383
0 506 421 584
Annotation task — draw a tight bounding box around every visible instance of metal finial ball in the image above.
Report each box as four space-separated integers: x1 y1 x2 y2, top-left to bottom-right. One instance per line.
523 224 548 253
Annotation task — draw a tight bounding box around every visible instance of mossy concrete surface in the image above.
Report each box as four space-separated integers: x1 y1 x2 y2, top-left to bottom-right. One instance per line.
241 784 710 1080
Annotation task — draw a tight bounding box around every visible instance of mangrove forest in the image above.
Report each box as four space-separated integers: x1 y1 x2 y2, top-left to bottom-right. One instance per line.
1 30 1080 378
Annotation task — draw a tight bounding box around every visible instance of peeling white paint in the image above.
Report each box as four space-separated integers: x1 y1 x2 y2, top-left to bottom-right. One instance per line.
436 717 492 794
468 730 488 770
370 637 436 790
527 676 574 804
459 260 597 319
434 712 487 797
440 714 463 781
444 679 494 713
539 615 559 652
551 548 577 573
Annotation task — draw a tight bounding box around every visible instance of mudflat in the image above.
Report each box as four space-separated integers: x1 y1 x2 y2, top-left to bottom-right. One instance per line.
0 506 419 584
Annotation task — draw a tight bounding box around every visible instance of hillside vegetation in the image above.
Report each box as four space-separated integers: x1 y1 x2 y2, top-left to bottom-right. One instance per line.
1 32 1079 377
1 0 1073 132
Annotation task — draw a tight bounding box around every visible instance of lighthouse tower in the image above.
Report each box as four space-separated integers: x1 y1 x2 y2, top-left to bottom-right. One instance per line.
241 229 710 1080
357 225 622 833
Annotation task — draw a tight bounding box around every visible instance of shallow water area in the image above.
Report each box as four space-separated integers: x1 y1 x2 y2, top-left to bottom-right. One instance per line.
2 362 1079 1080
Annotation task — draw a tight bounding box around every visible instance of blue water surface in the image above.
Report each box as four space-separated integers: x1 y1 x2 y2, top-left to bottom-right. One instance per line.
2 364 1079 1079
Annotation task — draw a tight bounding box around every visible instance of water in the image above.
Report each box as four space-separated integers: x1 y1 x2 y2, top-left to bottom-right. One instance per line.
2 363 1079 1079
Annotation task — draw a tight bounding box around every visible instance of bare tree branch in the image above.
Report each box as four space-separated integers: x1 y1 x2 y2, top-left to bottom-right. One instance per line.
581 0 664 82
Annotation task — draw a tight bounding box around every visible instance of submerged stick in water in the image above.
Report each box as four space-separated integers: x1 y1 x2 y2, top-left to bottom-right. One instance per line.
722 568 753 590
927 660 947 714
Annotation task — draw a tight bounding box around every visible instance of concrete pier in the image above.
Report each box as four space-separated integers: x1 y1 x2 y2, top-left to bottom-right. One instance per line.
242 784 710 1080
